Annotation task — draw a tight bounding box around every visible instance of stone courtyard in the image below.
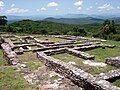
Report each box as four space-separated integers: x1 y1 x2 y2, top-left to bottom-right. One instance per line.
0 33 120 90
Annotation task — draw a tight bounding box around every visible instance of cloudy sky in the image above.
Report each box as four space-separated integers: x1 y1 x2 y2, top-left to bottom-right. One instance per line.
0 0 120 16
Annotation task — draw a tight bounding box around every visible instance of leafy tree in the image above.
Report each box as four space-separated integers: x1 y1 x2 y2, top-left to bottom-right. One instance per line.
0 16 7 26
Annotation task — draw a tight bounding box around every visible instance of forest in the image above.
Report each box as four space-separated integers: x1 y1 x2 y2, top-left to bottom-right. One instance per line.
0 16 120 41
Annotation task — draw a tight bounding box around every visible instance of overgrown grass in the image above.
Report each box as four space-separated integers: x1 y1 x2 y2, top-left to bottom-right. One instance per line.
113 79 120 87
52 53 116 75
0 50 6 66
0 67 27 90
86 41 120 62
0 50 38 90
52 53 84 65
18 52 43 71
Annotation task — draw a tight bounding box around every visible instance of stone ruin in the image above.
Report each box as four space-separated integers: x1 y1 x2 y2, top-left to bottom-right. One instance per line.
0 34 120 90
106 56 120 68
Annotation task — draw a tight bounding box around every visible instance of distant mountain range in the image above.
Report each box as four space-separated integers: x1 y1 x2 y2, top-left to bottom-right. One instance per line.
43 17 104 25
7 14 120 24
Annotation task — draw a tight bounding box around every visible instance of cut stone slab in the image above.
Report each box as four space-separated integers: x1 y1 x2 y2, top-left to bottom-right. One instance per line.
106 56 120 68
83 60 107 67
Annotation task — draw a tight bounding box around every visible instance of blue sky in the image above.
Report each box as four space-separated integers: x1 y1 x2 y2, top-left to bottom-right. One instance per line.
0 0 120 16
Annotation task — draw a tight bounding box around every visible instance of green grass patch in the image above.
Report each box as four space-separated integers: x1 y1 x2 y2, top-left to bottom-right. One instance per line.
113 79 120 87
0 67 37 90
18 52 43 71
86 41 120 62
52 53 116 75
0 50 6 66
52 53 84 65
87 65 116 75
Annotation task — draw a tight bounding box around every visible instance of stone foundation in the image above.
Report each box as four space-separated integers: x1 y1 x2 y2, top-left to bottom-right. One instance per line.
37 52 120 90
105 56 120 68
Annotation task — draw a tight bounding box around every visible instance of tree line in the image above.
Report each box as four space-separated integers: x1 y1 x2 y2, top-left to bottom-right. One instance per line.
0 16 120 41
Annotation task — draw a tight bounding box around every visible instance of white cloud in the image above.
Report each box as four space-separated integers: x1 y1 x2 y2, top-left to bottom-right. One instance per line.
90 6 93 9
7 8 29 14
78 7 82 10
98 4 113 11
74 0 83 6
0 1 4 10
36 7 47 12
55 8 58 11
117 6 120 9
95 2 98 5
0 1 4 7
47 2 58 7
41 7 47 11
86 6 93 10
11 4 15 7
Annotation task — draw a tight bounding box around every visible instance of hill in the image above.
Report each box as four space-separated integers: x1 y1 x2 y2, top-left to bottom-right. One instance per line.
43 17 104 25
9 20 86 36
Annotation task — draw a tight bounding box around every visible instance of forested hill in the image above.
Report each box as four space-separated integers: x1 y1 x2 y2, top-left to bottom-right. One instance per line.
43 17 104 25
9 20 87 36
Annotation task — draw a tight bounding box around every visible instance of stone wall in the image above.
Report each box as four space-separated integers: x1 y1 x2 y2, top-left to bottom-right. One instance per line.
43 48 95 60
74 44 102 51
105 56 120 68
96 69 120 82
37 52 120 90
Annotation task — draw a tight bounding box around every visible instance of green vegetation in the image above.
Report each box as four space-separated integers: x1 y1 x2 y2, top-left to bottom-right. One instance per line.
1 16 120 41
18 52 43 71
113 79 120 87
0 67 28 90
52 53 84 65
0 50 38 90
0 50 6 66
0 16 7 26
86 40 120 62
8 20 87 36
52 53 116 75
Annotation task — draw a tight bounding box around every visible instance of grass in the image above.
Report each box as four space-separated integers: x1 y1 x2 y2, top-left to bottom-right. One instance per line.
52 53 84 65
0 50 6 66
52 53 116 75
113 79 120 87
86 41 120 62
0 50 38 90
18 52 43 71
0 67 28 90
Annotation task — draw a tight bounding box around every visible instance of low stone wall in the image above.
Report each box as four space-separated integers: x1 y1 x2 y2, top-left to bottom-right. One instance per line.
74 44 102 51
105 56 120 68
13 44 37 49
44 48 66 56
1 43 21 65
96 69 120 82
66 48 95 60
44 42 75 47
43 48 94 60
37 52 120 90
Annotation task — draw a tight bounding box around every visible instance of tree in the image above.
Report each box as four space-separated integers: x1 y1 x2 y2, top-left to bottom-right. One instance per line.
0 16 7 26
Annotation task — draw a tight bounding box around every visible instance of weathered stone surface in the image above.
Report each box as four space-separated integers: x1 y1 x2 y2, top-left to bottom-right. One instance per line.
66 48 95 60
96 69 120 80
44 48 66 56
37 52 120 90
105 56 120 68
74 44 102 51
1 43 20 65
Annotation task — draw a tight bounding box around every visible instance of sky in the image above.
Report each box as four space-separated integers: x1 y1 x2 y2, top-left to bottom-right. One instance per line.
0 0 120 16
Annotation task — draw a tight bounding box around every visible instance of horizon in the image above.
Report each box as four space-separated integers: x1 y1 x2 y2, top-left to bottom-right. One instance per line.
0 0 120 16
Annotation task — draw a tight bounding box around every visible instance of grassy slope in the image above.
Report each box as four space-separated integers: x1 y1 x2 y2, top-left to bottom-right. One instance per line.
18 52 43 71
0 50 39 90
